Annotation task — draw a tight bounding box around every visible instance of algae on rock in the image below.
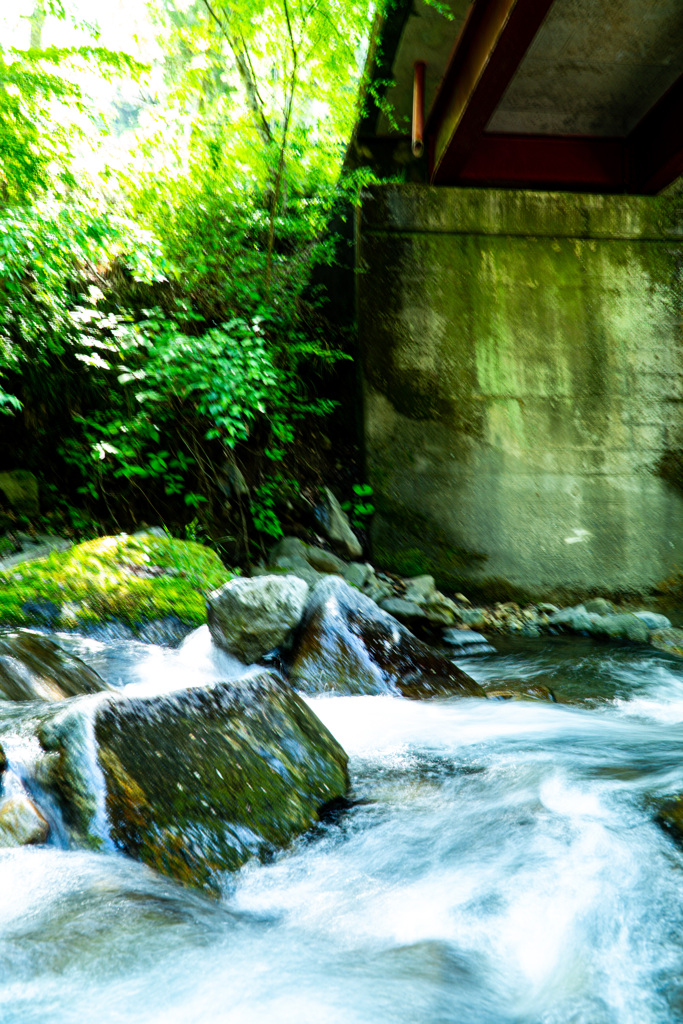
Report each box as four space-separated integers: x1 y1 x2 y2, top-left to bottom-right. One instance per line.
39 672 349 893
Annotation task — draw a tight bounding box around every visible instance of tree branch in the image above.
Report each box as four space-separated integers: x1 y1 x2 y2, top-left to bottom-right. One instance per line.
199 0 273 146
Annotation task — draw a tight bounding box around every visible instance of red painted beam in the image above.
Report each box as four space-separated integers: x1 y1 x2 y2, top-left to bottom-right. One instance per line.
628 74 683 194
453 134 627 192
427 0 555 185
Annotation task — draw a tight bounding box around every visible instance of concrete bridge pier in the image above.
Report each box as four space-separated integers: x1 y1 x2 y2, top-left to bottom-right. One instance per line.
357 184 683 600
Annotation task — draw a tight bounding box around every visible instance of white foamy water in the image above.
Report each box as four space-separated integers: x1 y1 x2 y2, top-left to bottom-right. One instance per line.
0 633 683 1022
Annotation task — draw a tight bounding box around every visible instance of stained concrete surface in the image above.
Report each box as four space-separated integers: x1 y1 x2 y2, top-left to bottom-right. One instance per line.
357 185 683 598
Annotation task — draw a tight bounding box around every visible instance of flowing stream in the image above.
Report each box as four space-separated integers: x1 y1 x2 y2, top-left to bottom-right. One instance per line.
2 629 683 1023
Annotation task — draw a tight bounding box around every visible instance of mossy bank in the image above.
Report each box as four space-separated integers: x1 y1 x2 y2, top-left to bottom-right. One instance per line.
0 533 234 636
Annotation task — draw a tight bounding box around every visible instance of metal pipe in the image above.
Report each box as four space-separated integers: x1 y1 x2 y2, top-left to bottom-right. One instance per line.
412 61 426 158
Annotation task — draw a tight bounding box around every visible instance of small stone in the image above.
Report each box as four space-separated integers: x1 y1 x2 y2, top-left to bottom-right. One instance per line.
584 598 617 615
442 628 490 647
0 794 49 847
342 562 373 589
454 593 471 605
537 603 560 614
378 597 429 623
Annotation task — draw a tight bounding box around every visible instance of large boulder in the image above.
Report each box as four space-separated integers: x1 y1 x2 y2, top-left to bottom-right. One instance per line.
207 574 309 663
287 576 485 700
39 672 349 894
0 629 110 701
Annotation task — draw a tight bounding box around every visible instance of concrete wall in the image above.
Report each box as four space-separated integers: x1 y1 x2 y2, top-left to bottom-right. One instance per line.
357 185 683 600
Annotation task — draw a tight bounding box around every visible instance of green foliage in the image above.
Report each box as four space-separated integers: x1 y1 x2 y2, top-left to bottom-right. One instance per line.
0 0 378 550
0 196 169 415
0 41 146 204
341 483 374 530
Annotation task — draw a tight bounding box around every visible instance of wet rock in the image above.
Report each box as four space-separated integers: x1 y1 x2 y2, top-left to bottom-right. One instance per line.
484 683 557 703
633 611 671 631
591 613 650 643
656 795 683 845
40 672 349 894
549 606 650 643
441 629 496 655
0 793 49 846
650 628 683 659
442 628 490 647
0 629 110 702
287 576 485 700
207 575 309 664
315 488 362 559
548 606 594 633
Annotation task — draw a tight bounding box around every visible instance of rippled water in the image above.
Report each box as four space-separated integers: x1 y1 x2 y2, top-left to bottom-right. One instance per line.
2 630 683 1023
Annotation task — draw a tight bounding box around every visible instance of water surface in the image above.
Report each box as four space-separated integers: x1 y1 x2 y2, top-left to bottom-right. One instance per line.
2 631 683 1023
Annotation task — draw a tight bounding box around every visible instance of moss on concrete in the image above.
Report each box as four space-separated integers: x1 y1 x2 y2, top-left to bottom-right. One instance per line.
0 533 233 632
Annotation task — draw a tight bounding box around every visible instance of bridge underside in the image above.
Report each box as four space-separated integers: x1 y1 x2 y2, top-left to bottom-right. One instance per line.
354 0 683 194
352 2 683 598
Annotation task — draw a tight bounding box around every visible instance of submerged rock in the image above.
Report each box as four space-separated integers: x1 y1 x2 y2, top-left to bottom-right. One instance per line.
0 629 110 702
0 793 49 847
287 577 485 700
207 575 309 663
484 683 557 702
655 795 683 845
650 628 683 659
39 672 348 894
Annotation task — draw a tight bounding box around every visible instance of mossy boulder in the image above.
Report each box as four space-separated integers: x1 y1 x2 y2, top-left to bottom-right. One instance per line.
39 672 349 894
287 576 486 700
0 533 233 636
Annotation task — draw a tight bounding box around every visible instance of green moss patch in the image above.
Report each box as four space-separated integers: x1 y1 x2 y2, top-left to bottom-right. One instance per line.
0 533 234 632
